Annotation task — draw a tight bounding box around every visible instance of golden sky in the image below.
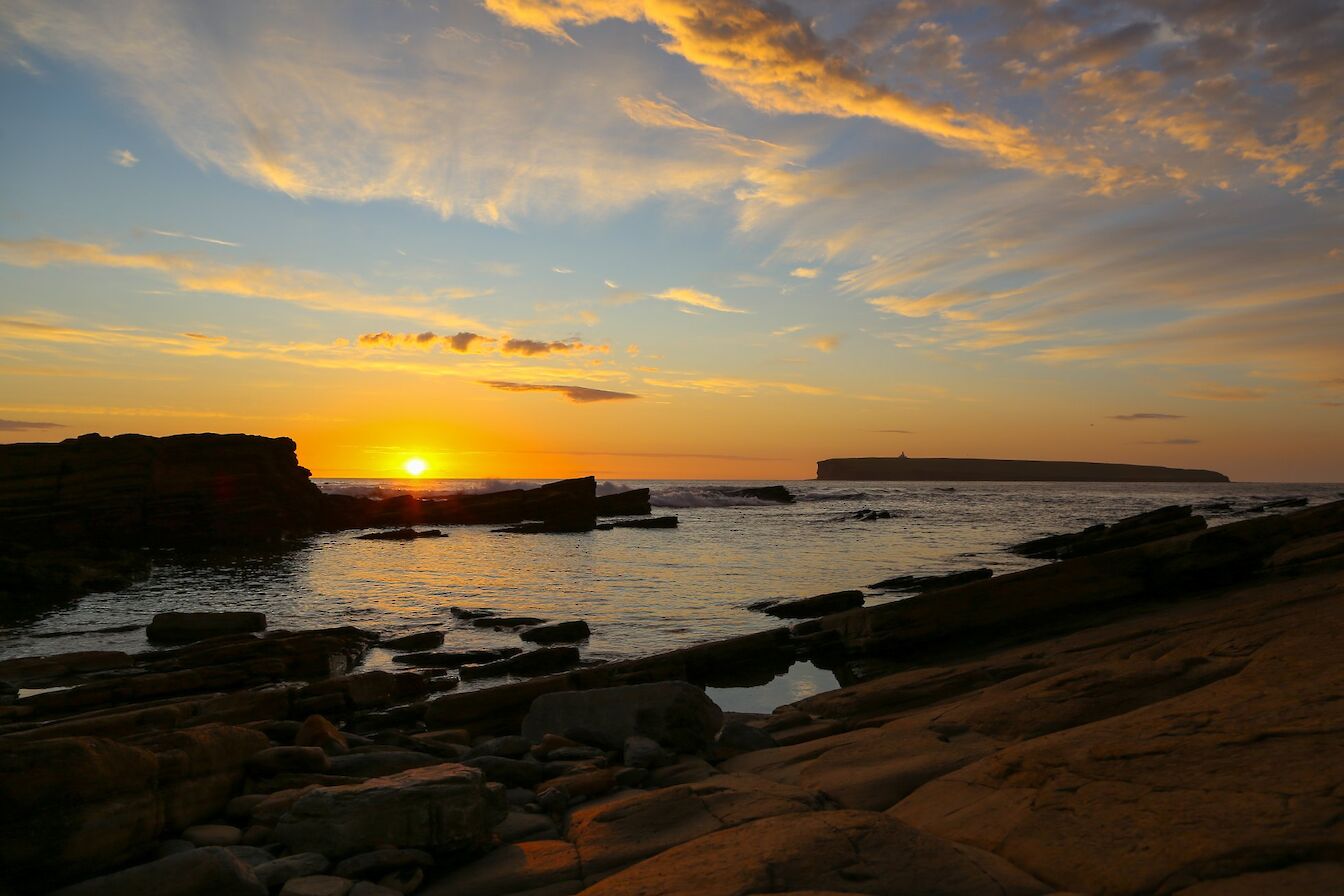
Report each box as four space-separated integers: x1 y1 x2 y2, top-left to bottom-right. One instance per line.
0 0 1340 480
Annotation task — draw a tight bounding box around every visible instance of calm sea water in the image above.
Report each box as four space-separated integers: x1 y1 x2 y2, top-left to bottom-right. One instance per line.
3 479 1339 702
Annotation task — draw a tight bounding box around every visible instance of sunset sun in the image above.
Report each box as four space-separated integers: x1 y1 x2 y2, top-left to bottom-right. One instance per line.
402 457 428 477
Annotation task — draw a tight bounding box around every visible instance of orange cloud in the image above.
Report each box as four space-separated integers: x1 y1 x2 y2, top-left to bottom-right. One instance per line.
652 287 747 314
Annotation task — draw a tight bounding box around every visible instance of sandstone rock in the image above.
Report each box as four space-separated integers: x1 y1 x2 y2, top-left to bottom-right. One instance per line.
462 646 581 679
536 768 617 803
522 681 723 753
274 764 503 856
146 611 267 644
182 823 243 847
623 735 673 769
247 746 331 777
566 773 827 878
580 810 1046 896
295 714 349 754
467 734 534 758
379 631 445 650
609 515 678 529
419 840 580 896
325 750 444 778
464 755 547 788
279 876 354 896
332 848 434 880
519 620 591 644
255 853 331 888
49 846 267 896
496 811 560 843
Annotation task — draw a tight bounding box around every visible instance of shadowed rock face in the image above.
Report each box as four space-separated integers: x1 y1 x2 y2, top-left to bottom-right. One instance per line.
0 433 329 548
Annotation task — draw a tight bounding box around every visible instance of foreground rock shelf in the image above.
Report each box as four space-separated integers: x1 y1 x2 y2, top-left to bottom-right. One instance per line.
2 500 1342 894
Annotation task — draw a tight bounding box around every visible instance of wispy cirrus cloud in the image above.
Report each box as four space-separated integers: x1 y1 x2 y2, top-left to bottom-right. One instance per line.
1108 413 1185 421
109 148 138 167
1139 438 1200 445
651 288 748 314
0 238 489 329
1171 384 1271 402
480 381 638 403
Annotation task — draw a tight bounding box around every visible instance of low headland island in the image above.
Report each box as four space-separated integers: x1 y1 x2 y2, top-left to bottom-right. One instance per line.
818 454 1230 482
3 433 1342 896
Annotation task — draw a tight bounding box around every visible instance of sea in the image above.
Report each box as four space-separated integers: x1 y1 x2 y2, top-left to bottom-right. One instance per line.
2 479 1340 708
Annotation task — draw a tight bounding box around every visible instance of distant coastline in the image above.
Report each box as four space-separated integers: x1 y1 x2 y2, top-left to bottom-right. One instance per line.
817 455 1230 483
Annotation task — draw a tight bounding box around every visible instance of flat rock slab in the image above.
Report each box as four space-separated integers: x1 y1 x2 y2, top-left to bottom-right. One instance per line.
274 763 502 857
50 846 266 896
578 809 1047 896
421 840 580 896
146 611 266 644
566 773 827 877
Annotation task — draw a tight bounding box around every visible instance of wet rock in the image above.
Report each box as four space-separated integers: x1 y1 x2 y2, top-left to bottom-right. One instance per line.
224 845 276 867
749 590 865 619
460 646 581 680
519 620 591 644
869 567 993 591
274 764 504 857
355 528 444 540
146 611 267 644
595 488 652 517
49 846 267 896
609 515 678 529
472 615 547 629
182 824 243 847
546 745 606 762
379 631 445 651
536 768 617 803
255 853 331 888
0 650 134 686
391 647 522 668
716 721 778 755
1011 504 1205 559
728 485 794 503
523 681 723 754
449 607 496 620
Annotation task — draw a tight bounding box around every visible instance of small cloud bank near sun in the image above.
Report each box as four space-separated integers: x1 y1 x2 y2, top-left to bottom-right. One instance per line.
358 331 607 356
1140 438 1202 445
481 381 639 403
1109 413 1186 421
652 288 748 314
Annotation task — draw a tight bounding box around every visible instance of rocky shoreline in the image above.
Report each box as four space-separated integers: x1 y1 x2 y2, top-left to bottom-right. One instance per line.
2 496 1341 894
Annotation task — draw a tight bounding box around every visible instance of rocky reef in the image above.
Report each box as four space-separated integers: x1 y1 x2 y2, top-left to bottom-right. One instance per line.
2 498 1341 894
817 454 1230 482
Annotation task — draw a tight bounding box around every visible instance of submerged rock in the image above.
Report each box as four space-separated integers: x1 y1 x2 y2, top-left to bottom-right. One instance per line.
869 567 993 591
609 515 678 528
379 631 444 651
727 485 795 503
519 620 591 644
355 528 444 541
749 589 865 619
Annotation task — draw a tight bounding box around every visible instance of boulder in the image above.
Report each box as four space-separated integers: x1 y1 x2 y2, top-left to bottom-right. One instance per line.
750 590 865 619
595 488 652 516
147 611 266 644
274 764 504 856
295 715 348 754
461 647 581 680
182 824 243 847
279 877 354 896
609 516 678 529
49 846 267 896
246 746 331 777
331 848 434 880
522 681 723 753
255 853 332 888
728 485 794 503
519 621 591 644
325 750 444 778
379 631 444 651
